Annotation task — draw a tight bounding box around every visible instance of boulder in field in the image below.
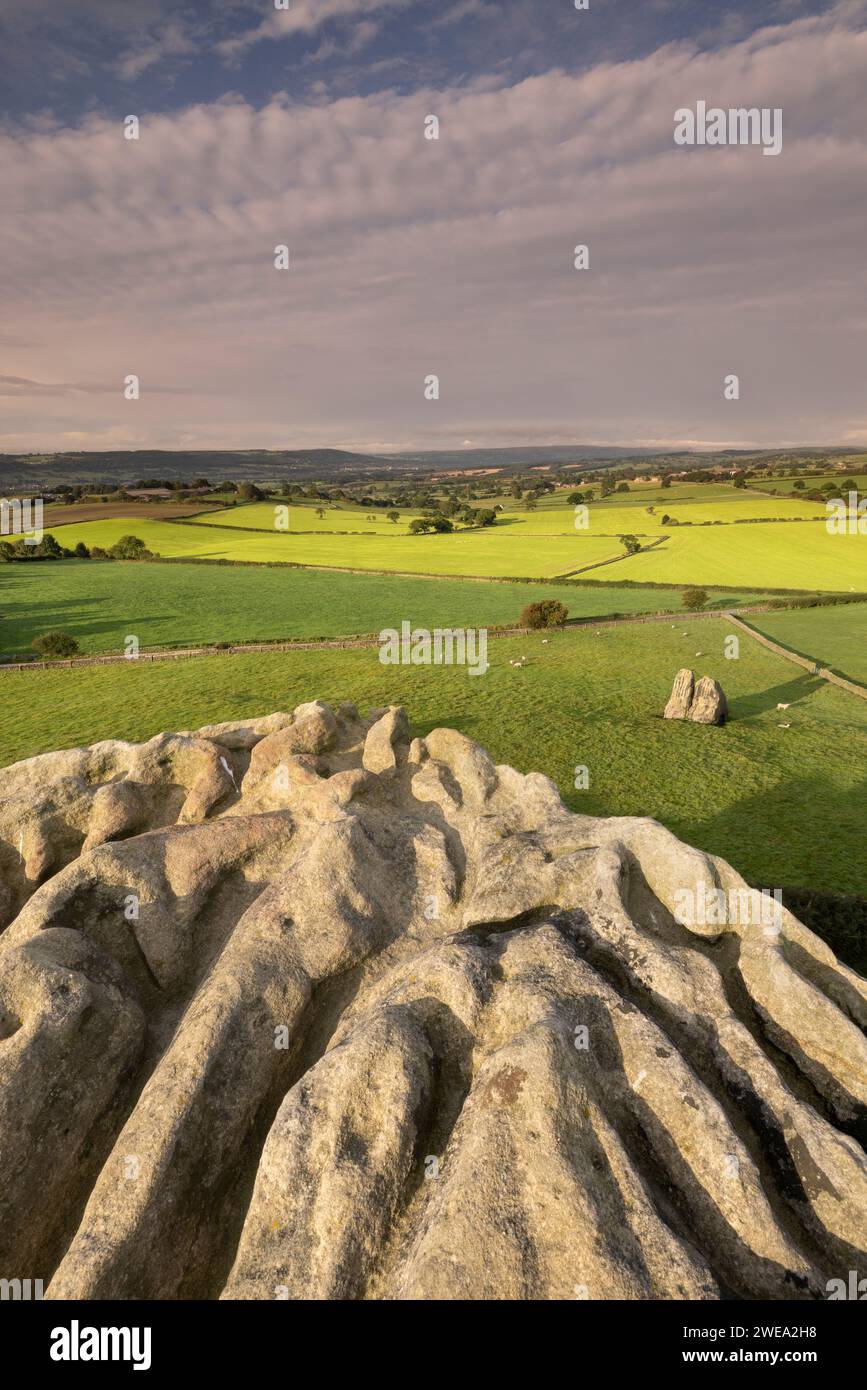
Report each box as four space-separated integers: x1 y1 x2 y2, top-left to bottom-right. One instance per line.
663 667 694 720
664 668 727 725
689 675 728 725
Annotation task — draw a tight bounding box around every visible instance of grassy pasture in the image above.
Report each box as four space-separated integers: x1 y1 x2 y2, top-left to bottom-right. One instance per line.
1 620 864 897
595 523 866 592
191 502 423 534
749 602 867 686
0 560 771 657
5 517 625 577
747 474 867 495
8 507 864 587
191 489 826 541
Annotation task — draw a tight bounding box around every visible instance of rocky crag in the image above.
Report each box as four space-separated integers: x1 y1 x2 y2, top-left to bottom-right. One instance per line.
1 701 865 1300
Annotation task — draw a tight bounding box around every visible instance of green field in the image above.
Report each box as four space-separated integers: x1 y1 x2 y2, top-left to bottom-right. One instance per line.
9 514 862 588
2 621 864 898
192 501 424 534
0 562 766 658
747 474 867 495
7 517 625 578
193 492 826 536
749 603 867 685
594 523 866 591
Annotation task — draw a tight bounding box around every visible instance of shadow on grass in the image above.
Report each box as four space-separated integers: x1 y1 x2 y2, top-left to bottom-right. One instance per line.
687 773 867 971
728 673 824 719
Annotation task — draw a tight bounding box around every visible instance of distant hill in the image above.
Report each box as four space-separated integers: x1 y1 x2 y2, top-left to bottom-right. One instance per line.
0 444 861 492
0 449 394 490
0 444 671 490
390 445 668 470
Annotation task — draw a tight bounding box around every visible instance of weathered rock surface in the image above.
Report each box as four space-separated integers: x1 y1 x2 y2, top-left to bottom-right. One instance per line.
0 701 864 1301
664 668 728 725
664 667 695 720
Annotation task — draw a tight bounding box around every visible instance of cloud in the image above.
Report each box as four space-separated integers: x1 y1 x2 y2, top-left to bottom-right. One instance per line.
1 1 866 450
116 21 198 81
217 0 410 59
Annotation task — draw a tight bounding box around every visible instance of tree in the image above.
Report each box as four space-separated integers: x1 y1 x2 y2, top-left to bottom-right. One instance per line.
525 496 538 512
387 511 400 524
409 516 453 535
660 476 672 489
520 599 569 629
109 535 151 560
35 533 63 559
315 507 326 519
237 482 263 502
615 482 630 493
619 534 641 555
793 480 805 490
74 542 91 558
567 491 584 505
682 587 709 611
732 476 747 489
32 631 79 658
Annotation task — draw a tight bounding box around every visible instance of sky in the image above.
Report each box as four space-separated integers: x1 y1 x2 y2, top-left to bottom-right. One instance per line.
0 0 865 454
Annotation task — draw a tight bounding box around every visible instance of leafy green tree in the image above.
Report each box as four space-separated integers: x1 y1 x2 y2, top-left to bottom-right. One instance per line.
109 535 152 560
520 599 569 629
682 587 709 611
34 533 63 558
